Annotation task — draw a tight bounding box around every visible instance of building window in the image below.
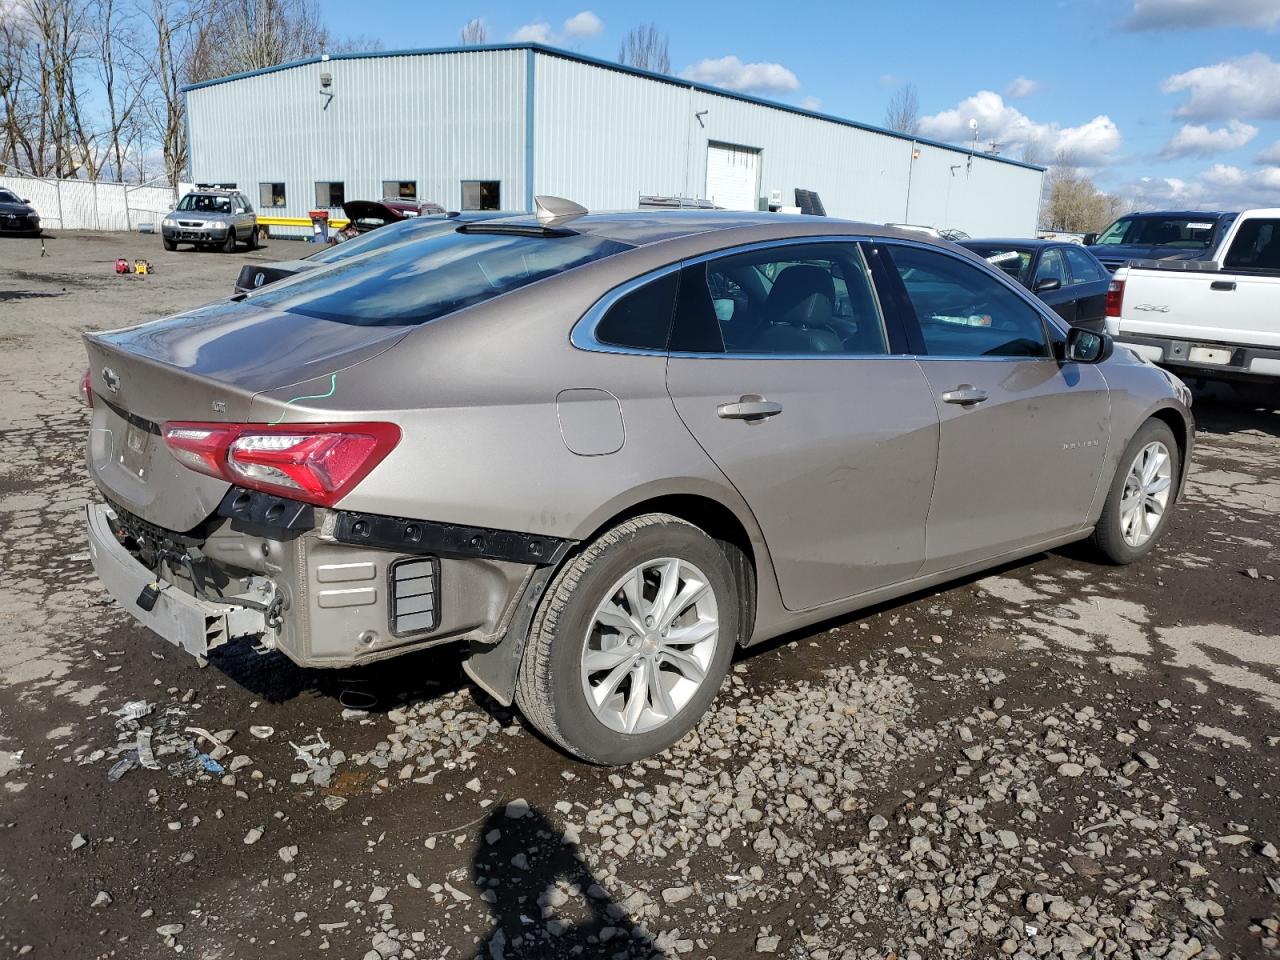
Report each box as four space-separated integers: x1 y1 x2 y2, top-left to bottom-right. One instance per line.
382 180 417 200
461 180 500 211
315 181 345 208
259 182 286 208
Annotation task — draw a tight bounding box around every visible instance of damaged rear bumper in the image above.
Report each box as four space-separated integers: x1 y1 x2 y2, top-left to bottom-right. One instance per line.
86 502 265 658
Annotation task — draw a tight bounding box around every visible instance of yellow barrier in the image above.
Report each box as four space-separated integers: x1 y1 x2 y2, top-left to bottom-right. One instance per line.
257 215 351 229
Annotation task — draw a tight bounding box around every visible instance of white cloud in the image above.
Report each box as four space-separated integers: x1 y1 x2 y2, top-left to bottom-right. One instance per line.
1120 163 1280 209
799 96 822 111
919 90 1122 166
1162 53 1280 121
1257 140 1280 164
563 10 603 38
680 56 800 94
1161 120 1258 157
511 21 554 43
1005 76 1039 98
1124 0 1280 30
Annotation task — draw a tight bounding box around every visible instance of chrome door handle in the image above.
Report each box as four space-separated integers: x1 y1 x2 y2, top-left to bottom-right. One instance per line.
941 385 989 406
717 395 783 421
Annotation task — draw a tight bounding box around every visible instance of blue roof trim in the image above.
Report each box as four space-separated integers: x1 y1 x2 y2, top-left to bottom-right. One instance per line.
181 42 1046 173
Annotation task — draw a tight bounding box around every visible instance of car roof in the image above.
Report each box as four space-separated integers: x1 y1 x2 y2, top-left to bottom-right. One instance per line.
962 238 1061 250
1118 210 1230 218
476 210 940 248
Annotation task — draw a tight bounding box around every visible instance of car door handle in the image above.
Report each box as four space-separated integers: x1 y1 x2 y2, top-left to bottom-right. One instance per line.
716 395 783 421
1210 281 1236 291
940 385 989 406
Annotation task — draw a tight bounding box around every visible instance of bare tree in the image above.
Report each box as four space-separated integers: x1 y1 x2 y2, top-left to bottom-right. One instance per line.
189 0 329 82
459 18 486 45
883 83 919 136
1039 151 1129 233
618 23 669 74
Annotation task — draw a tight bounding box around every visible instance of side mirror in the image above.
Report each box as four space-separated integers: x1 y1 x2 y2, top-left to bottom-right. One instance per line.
21 197 30 203
1034 277 1062 294
1083 233 1098 246
1066 326 1113 364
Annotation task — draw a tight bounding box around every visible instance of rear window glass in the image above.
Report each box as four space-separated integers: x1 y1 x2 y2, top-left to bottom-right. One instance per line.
306 217 456 264
965 246 1032 282
246 229 632 325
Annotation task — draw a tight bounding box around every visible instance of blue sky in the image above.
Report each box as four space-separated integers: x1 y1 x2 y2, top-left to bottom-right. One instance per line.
318 0 1280 209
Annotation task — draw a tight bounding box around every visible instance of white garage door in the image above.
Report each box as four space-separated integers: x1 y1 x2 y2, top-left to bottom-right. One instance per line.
706 143 760 211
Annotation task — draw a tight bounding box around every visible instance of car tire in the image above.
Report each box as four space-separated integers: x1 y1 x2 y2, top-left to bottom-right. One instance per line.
515 513 738 765
221 229 236 253
1091 418 1180 564
246 227 259 251
163 238 177 251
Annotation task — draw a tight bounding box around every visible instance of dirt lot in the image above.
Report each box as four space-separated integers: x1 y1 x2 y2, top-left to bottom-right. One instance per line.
1 231 1278 960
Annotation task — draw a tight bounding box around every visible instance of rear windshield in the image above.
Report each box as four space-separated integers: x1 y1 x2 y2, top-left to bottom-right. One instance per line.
964 246 1032 282
245 228 632 325
306 217 456 264
1095 215 1217 249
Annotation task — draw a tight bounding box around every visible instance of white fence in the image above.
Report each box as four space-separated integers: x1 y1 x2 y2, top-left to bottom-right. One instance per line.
0 174 195 232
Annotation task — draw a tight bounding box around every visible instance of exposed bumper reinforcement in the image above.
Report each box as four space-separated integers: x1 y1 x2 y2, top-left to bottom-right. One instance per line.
85 503 265 659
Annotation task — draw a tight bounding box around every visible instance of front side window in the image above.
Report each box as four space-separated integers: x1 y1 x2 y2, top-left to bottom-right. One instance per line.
462 180 501 211
669 242 888 356
888 245 1051 359
1223 219 1280 272
1063 246 1105 284
383 180 417 200
594 273 679 350
259 182 286 208
315 181 345 208
1035 248 1068 287
246 229 631 326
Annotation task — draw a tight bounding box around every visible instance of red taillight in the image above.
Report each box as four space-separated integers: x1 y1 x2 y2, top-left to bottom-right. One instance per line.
1105 279 1125 318
161 422 401 507
79 367 93 408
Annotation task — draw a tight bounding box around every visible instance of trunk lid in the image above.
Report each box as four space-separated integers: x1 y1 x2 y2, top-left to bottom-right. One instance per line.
84 299 409 532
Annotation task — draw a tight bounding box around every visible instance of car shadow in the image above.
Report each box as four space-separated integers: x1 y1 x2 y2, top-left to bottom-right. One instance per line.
1186 381 1280 438
466 804 665 960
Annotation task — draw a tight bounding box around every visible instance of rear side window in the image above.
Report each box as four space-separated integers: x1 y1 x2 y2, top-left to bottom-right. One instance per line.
246 229 632 326
1064 246 1106 283
595 273 678 350
1223 219 1280 273
888 245 1050 358
670 242 888 356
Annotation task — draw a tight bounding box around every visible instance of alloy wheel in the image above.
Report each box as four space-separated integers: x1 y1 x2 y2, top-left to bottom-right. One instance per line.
1119 440 1172 548
580 558 720 735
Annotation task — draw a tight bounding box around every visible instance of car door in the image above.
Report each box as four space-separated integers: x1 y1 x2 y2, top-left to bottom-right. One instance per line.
1063 245 1110 332
664 239 940 611
1032 247 1075 324
874 240 1109 574
236 193 255 235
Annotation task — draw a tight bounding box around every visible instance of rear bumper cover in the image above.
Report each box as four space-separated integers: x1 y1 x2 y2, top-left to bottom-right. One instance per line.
85 503 264 658
1112 331 1280 382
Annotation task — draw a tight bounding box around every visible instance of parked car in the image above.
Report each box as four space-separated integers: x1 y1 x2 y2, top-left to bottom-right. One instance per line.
961 238 1111 331
162 189 258 252
82 200 1193 765
337 198 447 238
1085 210 1236 272
1106 207 1280 403
0 187 41 235
232 212 515 294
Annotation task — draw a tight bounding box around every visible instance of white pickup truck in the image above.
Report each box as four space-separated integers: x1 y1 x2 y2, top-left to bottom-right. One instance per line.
1106 208 1279 400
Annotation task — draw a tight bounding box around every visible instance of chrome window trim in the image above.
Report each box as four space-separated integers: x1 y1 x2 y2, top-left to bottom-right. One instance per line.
571 234 906 361
874 237 1070 363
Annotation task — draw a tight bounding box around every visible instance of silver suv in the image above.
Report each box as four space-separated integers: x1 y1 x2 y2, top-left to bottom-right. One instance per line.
162 189 258 253
83 199 1193 765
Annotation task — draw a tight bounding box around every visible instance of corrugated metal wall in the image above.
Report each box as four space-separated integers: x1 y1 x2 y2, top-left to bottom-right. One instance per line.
186 47 1042 238
532 52 1042 235
187 49 528 219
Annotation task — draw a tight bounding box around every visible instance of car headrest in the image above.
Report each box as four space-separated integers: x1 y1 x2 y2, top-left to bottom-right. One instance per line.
765 264 835 328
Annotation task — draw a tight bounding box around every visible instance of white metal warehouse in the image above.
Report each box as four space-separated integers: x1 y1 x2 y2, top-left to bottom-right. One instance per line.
184 43 1044 235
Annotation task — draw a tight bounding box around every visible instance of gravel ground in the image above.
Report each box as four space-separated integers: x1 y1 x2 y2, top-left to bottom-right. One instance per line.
1 231 1278 960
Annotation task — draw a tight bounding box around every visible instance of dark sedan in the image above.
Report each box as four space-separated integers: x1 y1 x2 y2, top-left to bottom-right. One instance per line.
0 187 41 235
960 239 1111 332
